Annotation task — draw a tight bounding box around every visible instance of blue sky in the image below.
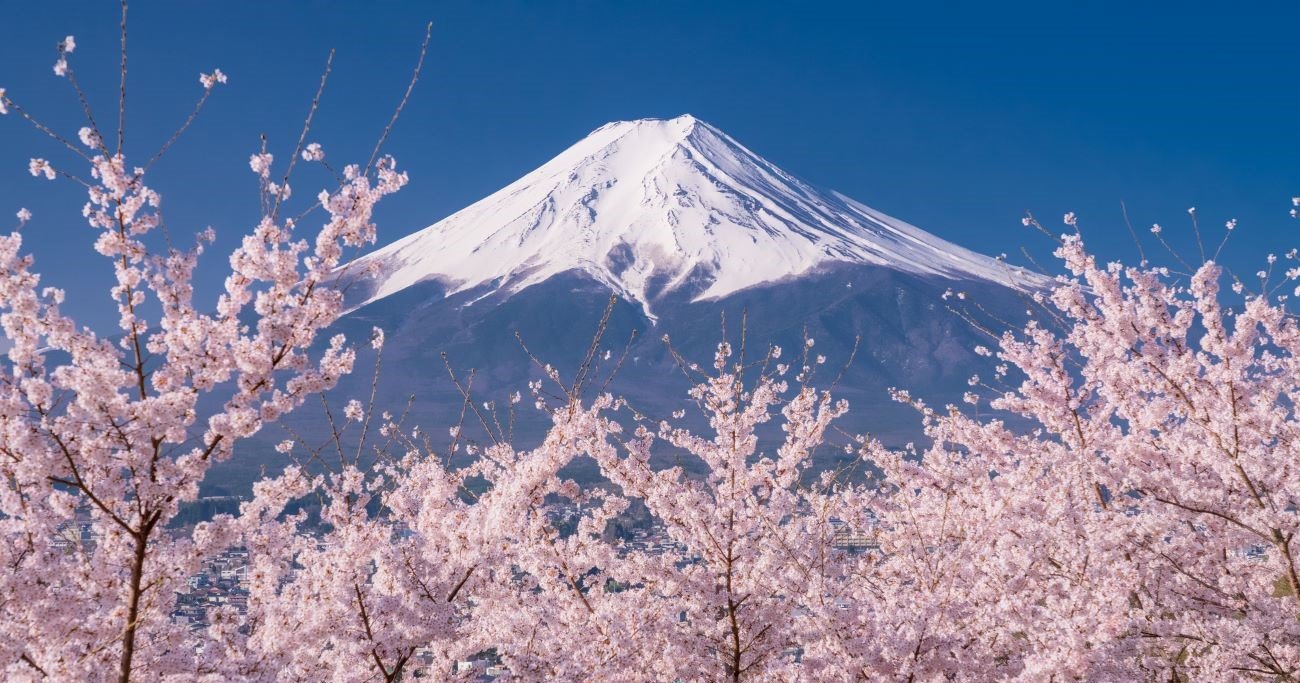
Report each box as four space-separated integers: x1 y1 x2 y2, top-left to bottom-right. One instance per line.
1 1 1298 329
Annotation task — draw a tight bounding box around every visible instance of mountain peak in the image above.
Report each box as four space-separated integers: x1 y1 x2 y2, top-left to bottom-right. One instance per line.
345 117 1040 320
593 113 701 136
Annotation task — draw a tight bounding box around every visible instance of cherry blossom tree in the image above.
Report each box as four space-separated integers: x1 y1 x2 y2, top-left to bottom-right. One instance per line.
209 341 540 682
859 224 1300 680
0 16 417 680
447 336 872 681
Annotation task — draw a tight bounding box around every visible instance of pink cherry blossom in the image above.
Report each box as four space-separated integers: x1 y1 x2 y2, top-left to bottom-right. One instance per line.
199 68 227 90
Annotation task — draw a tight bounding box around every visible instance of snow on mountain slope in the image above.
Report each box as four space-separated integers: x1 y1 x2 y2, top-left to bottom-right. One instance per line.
346 114 1038 319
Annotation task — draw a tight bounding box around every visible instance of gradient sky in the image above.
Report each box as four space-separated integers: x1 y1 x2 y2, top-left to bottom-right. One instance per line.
1 1 1297 329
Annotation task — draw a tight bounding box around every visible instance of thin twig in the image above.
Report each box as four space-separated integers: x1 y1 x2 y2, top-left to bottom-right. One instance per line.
117 0 128 155
366 21 433 175
598 328 639 394
1119 200 1147 265
272 49 335 222
1189 208 1206 264
63 62 112 159
144 88 214 171
571 294 619 399
354 329 384 464
3 99 93 162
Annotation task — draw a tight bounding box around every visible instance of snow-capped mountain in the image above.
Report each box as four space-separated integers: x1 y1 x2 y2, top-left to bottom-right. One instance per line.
254 114 1044 492
344 114 1037 320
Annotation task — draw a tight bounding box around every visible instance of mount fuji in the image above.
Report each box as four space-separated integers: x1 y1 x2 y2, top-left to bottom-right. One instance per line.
344 114 1037 320
266 114 1042 486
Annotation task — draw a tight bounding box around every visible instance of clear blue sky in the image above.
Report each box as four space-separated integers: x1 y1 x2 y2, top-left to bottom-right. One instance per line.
2 1 1297 329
